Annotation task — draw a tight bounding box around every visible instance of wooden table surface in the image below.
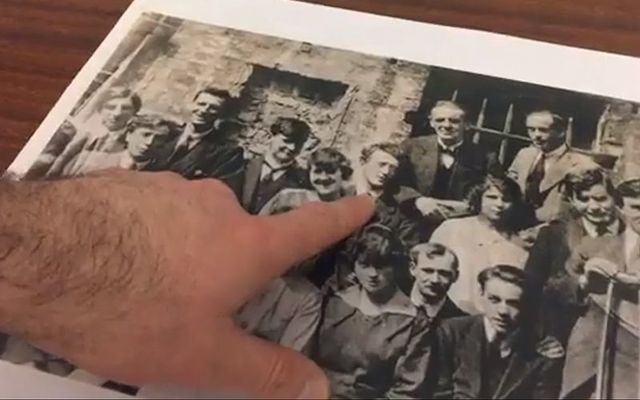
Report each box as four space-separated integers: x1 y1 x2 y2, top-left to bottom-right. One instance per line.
0 0 638 170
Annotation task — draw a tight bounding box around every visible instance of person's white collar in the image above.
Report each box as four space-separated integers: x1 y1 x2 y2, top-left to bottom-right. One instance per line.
624 226 640 266
437 137 464 152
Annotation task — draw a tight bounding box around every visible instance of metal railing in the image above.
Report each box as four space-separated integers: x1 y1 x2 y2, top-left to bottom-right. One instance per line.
449 90 610 166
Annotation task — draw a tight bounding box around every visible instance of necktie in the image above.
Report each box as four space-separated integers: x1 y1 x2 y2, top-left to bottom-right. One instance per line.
439 146 457 169
525 154 546 208
262 166 277 184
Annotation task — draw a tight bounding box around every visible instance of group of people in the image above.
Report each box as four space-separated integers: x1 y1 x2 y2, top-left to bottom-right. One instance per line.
15 84 640 399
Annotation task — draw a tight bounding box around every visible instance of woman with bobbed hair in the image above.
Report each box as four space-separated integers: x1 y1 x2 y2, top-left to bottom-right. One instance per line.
431 172 531 314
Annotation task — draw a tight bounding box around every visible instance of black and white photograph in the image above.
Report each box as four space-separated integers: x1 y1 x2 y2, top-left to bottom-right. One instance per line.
5 8 640 399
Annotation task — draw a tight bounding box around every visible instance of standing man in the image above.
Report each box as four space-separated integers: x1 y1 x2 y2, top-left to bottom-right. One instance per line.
508 109 594 222
560 165 640 399
525 166 623 345
428 265 564 399
408 242 467 324
167 87 245 196
241 117 310 214
47 87 142 177
398 101 493 226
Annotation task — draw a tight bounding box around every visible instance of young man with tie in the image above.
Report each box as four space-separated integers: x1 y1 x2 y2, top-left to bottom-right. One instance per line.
525 165 622 345
397 101 493 235
167 87 245 195
241 117 309 213
508 109 593 222
561 163 640 399
408 242 467 324
427 265 564 399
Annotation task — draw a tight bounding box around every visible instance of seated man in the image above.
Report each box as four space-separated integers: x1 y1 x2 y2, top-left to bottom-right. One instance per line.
241 117 309 214
397 101 493 231
428 265 564 399
408 243 467 324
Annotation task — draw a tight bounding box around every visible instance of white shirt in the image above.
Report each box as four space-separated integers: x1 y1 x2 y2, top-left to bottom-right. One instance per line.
437 138 464 170
624 226 640 268
431 216 528 315
260 152 295 182
410 285 447 319
581 217 620 238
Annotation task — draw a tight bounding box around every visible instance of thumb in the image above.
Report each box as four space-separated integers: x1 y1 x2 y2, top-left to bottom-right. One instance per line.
199 324 329 399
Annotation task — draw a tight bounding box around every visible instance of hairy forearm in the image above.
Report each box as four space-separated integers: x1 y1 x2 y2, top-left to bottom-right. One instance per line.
0 176 153 352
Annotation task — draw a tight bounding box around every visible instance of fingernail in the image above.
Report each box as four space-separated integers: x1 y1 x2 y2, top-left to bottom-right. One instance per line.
297 377 329 399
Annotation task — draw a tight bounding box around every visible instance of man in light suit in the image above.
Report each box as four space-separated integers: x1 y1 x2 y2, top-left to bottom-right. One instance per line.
561 168 640 399
241 117 309 214
427 265 564 400
525 166 624 345
508 109 594 222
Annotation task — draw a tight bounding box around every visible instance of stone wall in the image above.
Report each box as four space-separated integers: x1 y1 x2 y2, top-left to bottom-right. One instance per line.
116 13 430 163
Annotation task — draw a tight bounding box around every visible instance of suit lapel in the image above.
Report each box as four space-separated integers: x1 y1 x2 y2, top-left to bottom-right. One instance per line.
494 352 536 399
458 316 485 397
417 136 439 194
540 148 572 192
438 297 465 321
565 217 587 248
242 156 264 209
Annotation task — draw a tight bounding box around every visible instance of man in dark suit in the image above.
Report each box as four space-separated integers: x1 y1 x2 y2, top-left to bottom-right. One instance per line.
241 117 309 214
428 265 564 399
167 87 245 196
525 166 623 345
408 242 467 323
397 101 493 232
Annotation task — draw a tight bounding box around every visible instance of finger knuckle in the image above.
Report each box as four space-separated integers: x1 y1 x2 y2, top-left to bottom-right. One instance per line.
260 354 288 394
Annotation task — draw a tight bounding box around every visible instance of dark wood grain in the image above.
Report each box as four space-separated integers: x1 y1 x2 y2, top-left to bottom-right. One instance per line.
0 0 638 169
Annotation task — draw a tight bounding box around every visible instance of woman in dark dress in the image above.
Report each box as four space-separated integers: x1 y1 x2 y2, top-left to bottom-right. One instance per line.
312 224 430 399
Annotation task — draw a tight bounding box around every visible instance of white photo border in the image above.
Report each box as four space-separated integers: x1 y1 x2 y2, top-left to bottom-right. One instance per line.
8 0 640 176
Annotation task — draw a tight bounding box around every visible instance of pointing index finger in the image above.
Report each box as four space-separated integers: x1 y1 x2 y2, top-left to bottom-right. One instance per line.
255 195 375 280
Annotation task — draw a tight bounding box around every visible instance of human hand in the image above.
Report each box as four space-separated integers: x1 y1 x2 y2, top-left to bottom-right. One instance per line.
415 197 446 218
535 336 565 359
0 170 375 399
584 257 620 280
